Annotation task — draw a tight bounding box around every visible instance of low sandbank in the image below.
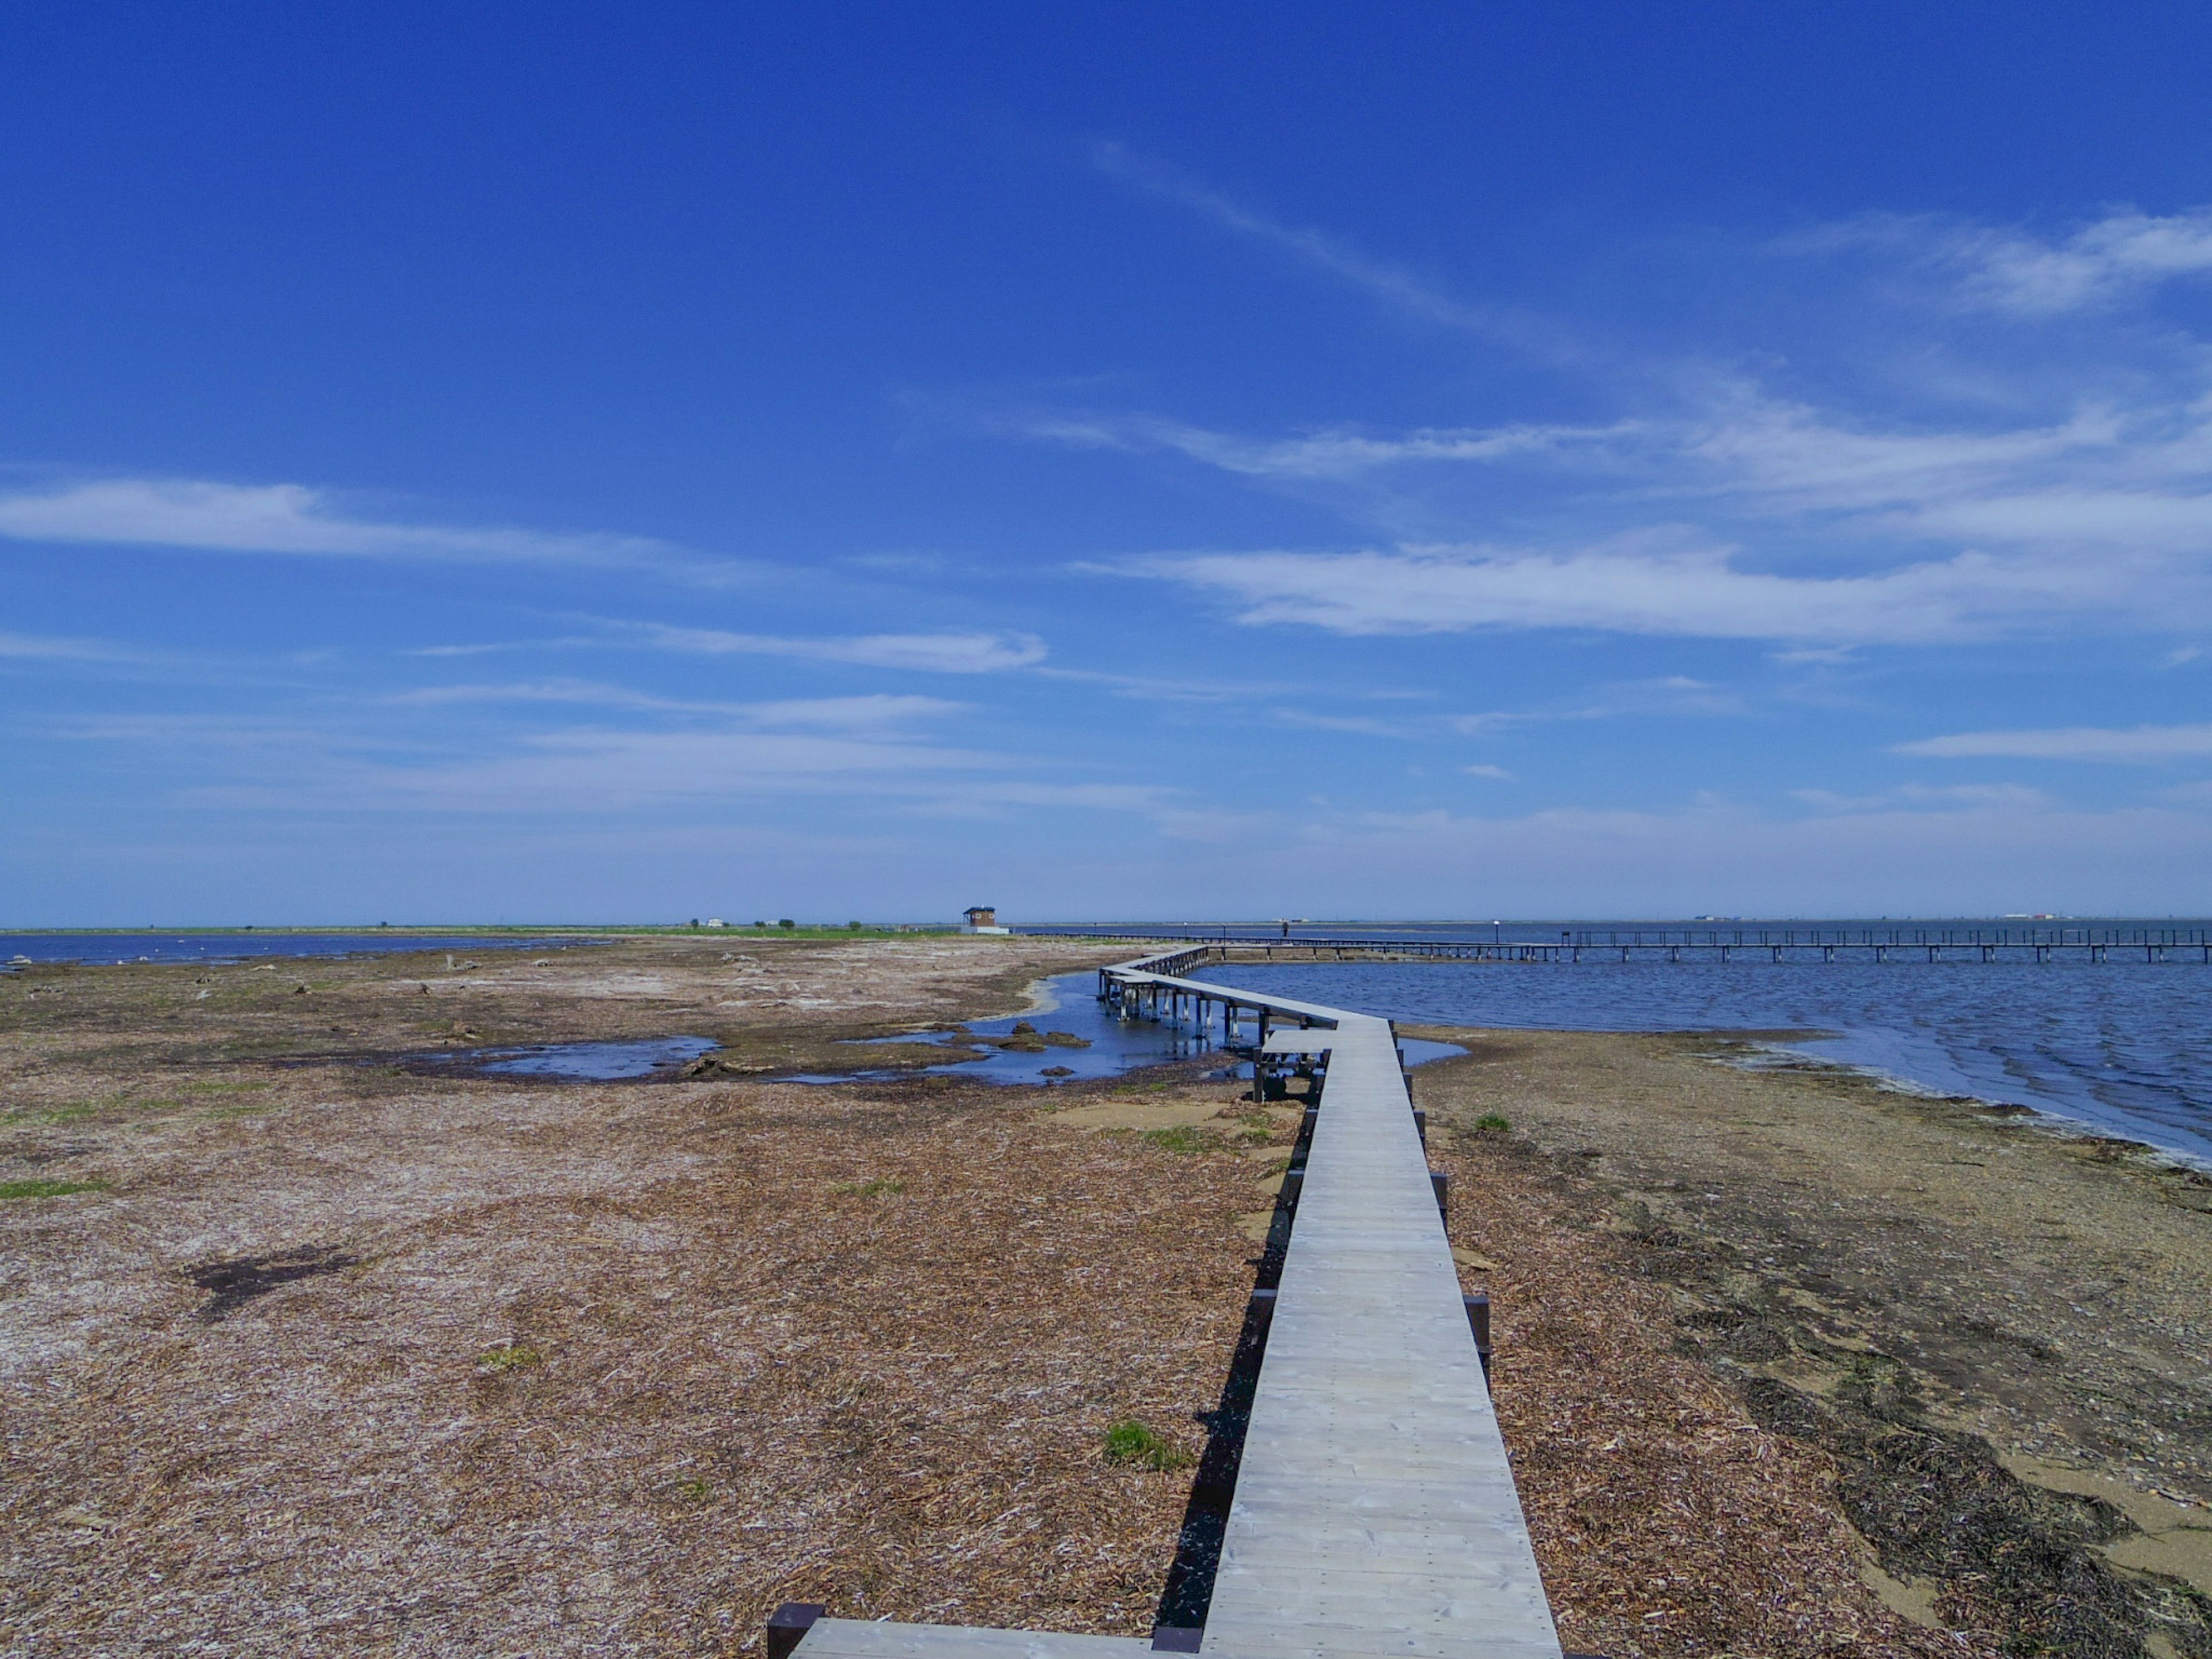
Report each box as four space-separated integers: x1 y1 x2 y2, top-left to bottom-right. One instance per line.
2 938 2207 1657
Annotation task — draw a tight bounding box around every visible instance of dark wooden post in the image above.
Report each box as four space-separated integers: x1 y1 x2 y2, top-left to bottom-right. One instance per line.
767 1603 825 1659
1463 1291 1491 1366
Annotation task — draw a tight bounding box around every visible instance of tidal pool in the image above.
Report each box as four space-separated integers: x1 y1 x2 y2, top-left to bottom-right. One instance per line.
427 1036 719 1081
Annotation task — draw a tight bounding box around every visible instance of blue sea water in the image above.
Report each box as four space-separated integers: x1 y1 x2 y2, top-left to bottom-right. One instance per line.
1 931 594 966
1189 956 2212 1165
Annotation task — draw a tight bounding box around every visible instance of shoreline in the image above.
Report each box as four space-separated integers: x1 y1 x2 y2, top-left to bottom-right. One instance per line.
1406 1020 2212 1654
1716 1031 2212 1178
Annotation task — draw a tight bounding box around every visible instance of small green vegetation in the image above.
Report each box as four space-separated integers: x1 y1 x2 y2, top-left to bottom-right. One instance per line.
1103 1418 1192 1472
1474 1113 1512 1132
832 1176 905 1197
1139 1125 1216 1154
0 1178 110 1200
676 1476 712 1502
477 1342 544 1372
26 1103 104 1124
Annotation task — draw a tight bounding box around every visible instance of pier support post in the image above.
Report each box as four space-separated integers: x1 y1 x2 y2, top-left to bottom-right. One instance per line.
767 1604 825 1659
1463 1291 1493 1381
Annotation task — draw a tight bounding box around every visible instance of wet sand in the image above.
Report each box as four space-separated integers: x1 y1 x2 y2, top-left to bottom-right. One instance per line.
3 940 2209 1657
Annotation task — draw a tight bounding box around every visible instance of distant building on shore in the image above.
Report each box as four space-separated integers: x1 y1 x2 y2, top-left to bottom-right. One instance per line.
964 906 1009 934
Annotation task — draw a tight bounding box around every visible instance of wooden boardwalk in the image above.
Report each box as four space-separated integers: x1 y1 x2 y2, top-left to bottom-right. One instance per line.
783 958 1562 1659
1027 926 2212 965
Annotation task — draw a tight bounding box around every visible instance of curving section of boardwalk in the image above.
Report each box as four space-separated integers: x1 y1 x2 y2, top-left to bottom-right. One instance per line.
787 957 1562 1659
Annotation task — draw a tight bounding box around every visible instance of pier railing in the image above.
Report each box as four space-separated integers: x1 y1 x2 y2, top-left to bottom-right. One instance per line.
1031 927 2212 964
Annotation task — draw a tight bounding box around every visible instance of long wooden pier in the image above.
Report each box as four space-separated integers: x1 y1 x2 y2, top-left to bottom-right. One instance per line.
772 950 1562 1659
1021 926 2212 965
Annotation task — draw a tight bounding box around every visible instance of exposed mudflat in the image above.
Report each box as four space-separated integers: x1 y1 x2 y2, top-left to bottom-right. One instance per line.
5 941 2208 1657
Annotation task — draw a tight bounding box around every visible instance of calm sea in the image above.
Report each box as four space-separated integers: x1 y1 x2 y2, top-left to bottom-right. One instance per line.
0 932 594 966
1169 929 2212 1165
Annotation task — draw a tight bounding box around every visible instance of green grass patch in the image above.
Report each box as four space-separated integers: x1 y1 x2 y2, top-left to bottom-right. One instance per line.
1473 1113 1511 1132
1103 1418 1192 1471
832 1176 905 1197
26 1104 104 1124
477 1342 543 1372
676 1477 713 1502
0 1178 110 1200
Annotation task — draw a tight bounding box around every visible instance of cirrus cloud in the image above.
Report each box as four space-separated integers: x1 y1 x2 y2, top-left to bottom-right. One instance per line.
626 622 1047 673
0 476 741 582
1129 536 2146 645
1895 723 2212 762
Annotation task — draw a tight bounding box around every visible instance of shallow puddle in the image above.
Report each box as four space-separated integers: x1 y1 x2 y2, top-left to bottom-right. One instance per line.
783 973 1465 1086
434 1036 719 1080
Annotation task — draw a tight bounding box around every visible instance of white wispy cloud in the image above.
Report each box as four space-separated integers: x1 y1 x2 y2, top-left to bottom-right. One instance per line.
1091 142 1505 336
626 623 1047 673
56 694 1204 825
1895 723 2212 762
1951 208 2212 315
0 628 148 664
1448 676 1745 732
387 681 965 729
1134 536 2126 645
1786 206 2212 315
1791 782 2052 812
347 728 1006 811
0 477 737 581
1009 188 2212 653
1047 389 2212 552
1020 410 1633 480
1271 707 1415 738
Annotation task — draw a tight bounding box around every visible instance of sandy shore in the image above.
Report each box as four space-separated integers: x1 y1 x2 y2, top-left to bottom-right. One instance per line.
3 939 2209 1657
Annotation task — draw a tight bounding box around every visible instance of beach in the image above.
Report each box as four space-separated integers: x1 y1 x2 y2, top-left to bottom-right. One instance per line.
3 937 2208 1657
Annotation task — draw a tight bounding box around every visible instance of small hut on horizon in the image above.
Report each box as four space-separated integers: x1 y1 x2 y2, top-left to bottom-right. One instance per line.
963 906 1009 934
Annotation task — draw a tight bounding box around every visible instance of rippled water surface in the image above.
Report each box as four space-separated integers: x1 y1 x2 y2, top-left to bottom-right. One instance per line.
1192 959 2212 1163
1 931 590 965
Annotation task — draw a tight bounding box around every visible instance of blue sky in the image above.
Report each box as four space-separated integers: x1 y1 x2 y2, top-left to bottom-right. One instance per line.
10 2 2212 923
